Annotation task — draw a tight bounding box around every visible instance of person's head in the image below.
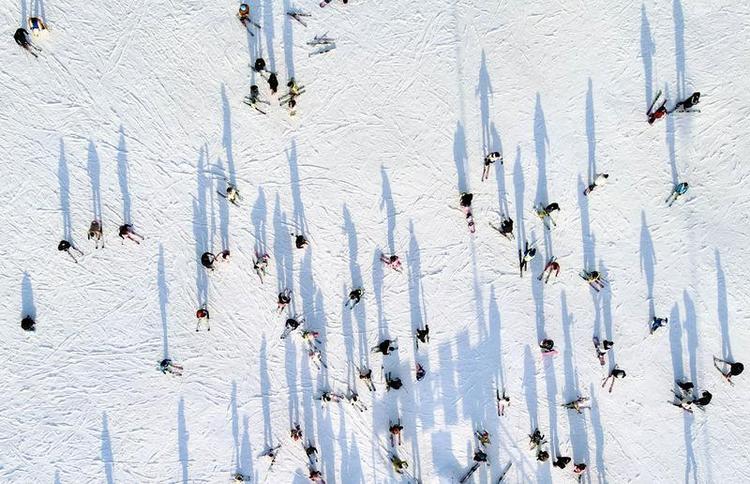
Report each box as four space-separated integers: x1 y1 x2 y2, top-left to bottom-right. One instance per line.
603 340 614 350
730 362 744 376
537 450 549 462
239 4 249 14
21 316 35 331
613 369 626 378
602 174 609 179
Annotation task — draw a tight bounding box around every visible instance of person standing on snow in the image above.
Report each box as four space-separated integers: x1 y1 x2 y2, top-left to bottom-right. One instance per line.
14 28 38 57
201 252 216 271
347 287 364 308
714 356 744 385
416 325 430 345
672 92 701 113
196 306 210 332
58 239 84 263
21 315 36 332
88 220 104 248
373 338 398 355
160 358 183 376
119 224 144 244
584 173 609 196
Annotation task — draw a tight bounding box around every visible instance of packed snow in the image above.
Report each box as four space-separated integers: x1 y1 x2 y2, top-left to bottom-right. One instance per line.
2 0 749 482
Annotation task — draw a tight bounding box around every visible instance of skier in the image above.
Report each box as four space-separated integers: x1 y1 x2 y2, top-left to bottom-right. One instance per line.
714 356 744 385
491 214 514 240
88 220 103 248
476 430 490 447
290 423 302 441
562 396 590 414
224 184 241 205
497 389 510 416
283 78 303 111
537 450 550 462
267 72 279 94
253 253 270 283
308 468 324 482
594 338 614 365
304 443 318 463
416 325 430 345
373 338 398 355
359 367 376 391
119 224 144 244
666 182 689 207
648 95 668 125
688 390 713 408
308 347 326 369
58 240 83 263
459 192 476 232
318 391 343 403
602 366 626 392
538 256 560 283
581 269 606 292
14 28 38 57
584 173 609 196
294 234 309 249
415 362 426 381
277 289 292 313
159 358 183 376
245 85 270 114
232 472 251 482
529 429 547 450
346 389 367 412
536 202 560 228
573 463 587 480
261 444 281 465
389 420 403 446
672 91 701 113
201 252 216 271
21 315 36 332
253 57 266 73
196 306 210 332
282 316 303 338
390 455 408 474
553 455 571 469
216 249 231 263
385 373 403 391
482 152 502 182
237 3 260 31
520 241 537 276
380 254 403 272
301 330 321 346
473 449 489 463
346 287 364 308
650 316 668 334
540 338 556 355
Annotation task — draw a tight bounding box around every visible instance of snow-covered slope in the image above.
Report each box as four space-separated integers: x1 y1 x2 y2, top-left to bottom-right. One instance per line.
2 0 749 482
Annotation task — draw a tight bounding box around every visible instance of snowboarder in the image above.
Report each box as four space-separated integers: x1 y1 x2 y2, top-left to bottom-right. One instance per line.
538 256 560 283
497 389 510 416
581 269 606 292
58 240 83 263
415 362 426 381
294 234 309 249
666 182 689 207
594 338 614 365
482 152 502 182
520 241 537 276
373 338 398 355
380 254 403 272
650 316 668 334
602 366 626 392
390 455 408 474
459 192 476 233
553 456 571 469
476 430 490 447
584 173 609 196
359 367 376 391
281 316 303 339
253 57 266 73
389 420 403 446
346 287 364 308
88 220 103 249
416 325 430 345
290 423 302 441
201 252 216 271
159 358 183 376
14 28 38 57
540 338 556 355
21 315 36 332
714 356 744 385
672 91 701 113
385 373 403 391
196 306 210 332
267 72 279 94
119 224 143 244
277 289 292 313
536 202 560 228
562 396 590 414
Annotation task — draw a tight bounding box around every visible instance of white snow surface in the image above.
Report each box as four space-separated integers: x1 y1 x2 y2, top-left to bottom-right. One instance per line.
2 0 750 482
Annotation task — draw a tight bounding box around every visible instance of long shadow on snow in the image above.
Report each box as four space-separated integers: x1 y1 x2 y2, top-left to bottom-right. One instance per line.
193 147 209 306
380 166 397 255
230 381 241 471
263 0 276 72
260 336 274 448
216 157 230 251
21 272 36 320
101 412 115 484
342 205 365 387
665 84 679 185
673 0 687 98
640 4 656 110
288 141 307 233
586 78 597 185
488 286 506 393
513 147 525 256
246 0 261 84
87 140 103 222
534 94 553 261
715 251 733 361
20 0 26 27
339 417 363 484
588 382 607 484
578 175 604 344
600 261 617 369
640 212 657 320
561 293 590 465
683 291 699 386
221 85 237 188
117 126 132 225
282 0 295 79
31 0 46 22
177 397 189 484
274 194 294 311
490 123 508 215
477 50 494 153
158 244 169 360
240 415 253 480
252 187 268 254
58 139 73 242
454 121 469 193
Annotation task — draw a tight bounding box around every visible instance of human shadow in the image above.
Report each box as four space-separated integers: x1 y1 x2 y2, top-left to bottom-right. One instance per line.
158 244 169 360
561 292 589 464
177 397 189 484
282 0 295 79
438 341 458 425
117 126 132 225
221 84 237 188
58 139 73 242
454 121 469 193
640 4 656 110
683 291 699 385
513 147 525 254
284 337 299 428
534 94 553 259
288 141 307 233
669 305 698 483
31 0 46 21
21 272 36 320
586 78 597 183
640 211 657 320
588 382 606 484
274 194 294 311
101 412 115 484
665 84 678 185
193 147 209 306
488 286 505 392
431 431 460 477
263 0 276 72
674 0 687 98
87 140 103 222
715 251 733 361
407 221 426 352
246 0 261 83
523 345 539 431
490 123 507 213
380 166 397 255
252 187 267 254
230 381 240 471
20 0 26 27
240 415 253 479
343 205 366 385
260 336 273 448
216 157 230 251
477 50 493 153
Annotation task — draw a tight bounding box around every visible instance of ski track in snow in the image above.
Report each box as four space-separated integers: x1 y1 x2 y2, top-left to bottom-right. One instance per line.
1 0 750 483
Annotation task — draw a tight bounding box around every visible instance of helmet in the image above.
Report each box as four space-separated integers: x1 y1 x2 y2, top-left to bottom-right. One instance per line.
239 4 249 13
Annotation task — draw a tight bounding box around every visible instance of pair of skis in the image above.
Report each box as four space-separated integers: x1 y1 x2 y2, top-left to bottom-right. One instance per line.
459 462 511 483
496 389 510 416
287 10 311 27
279 87 306 105
535 205 556 229
243 96 269 115
309 44 336 57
